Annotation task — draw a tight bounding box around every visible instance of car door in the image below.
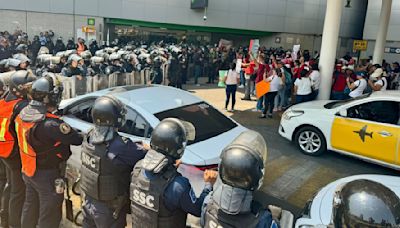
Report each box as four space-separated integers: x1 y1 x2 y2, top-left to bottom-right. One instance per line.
331 100 400 165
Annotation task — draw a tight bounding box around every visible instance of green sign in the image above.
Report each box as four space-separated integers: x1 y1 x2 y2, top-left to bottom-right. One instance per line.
87 18 95 26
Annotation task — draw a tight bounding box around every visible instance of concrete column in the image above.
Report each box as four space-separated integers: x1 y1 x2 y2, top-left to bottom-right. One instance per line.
317 0 344 100
372 0 392 65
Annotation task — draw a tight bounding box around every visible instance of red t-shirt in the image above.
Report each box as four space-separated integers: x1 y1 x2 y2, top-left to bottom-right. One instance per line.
255 64 270 83
332 72 346 92
244 61 256 75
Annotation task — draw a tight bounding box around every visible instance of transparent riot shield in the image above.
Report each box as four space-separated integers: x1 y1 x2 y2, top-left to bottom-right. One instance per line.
73 75 87 96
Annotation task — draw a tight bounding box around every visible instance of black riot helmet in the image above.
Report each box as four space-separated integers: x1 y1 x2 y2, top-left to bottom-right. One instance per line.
91 95 127 128
9 70 36 99
332 179 400 228
30 73 63 107
150 118 195 160
219 130 267 191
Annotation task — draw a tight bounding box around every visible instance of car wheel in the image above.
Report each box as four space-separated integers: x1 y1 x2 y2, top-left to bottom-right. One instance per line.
295 126 326 156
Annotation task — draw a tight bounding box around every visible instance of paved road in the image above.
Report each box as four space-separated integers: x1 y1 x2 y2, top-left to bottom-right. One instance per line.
186 81 399 216
62 81 399 227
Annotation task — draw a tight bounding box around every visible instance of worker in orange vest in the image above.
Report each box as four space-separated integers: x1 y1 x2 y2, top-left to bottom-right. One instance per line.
15 73 83 228
76 38 88 55
0 70 36 228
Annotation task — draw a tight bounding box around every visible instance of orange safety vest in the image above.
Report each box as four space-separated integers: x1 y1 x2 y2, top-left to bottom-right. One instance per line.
0 99 21 158
77 43 85 55
15 113 61 177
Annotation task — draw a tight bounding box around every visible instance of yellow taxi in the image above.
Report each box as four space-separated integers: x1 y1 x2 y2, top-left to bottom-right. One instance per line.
279 91 400 169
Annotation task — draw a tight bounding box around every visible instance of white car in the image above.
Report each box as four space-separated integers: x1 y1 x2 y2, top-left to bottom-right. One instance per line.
59 85 247 193
279 91 400 170
295 174 400 227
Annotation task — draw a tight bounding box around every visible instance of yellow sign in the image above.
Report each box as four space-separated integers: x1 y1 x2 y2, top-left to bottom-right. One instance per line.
353 40 367 51
82 26 96 33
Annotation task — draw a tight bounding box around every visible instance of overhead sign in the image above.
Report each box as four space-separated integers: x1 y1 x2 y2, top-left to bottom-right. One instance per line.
82 26 96 33
191 0 208 9
353 40 368 51
384 47 400 54
88 18 95 26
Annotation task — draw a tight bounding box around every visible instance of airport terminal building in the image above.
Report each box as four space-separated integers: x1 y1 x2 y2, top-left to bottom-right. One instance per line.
0 0 398 60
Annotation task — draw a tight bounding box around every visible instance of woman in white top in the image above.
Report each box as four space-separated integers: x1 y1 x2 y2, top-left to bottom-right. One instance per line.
260 68 284 118
309 63 321 99
347 72 367 98
294 68 313 104
368 68 387 92
224 62 240 111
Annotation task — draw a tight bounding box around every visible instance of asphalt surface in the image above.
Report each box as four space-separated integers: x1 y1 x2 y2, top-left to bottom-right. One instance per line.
62 79 400 227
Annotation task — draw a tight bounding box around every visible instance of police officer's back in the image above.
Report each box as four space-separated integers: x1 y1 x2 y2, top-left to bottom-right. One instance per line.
130 118 217 228
201 131 279 228
15 73 83 228
0 70 36 228
80 95 147 228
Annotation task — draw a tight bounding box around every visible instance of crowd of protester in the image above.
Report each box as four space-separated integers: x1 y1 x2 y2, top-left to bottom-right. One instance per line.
1 29 399 116
225 48 400 118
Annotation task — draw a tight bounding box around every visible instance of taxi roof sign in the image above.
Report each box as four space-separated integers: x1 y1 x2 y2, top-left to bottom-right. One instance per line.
353 40 367 51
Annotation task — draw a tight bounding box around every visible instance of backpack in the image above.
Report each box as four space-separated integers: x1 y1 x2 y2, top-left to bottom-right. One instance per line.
283 69 292 87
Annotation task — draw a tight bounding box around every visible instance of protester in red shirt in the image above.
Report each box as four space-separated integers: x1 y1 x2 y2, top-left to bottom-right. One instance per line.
253 53 269 112
331 64 348 100
241 54 256 100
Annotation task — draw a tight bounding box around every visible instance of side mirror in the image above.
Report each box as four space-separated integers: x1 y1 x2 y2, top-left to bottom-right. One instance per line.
338 109 347 117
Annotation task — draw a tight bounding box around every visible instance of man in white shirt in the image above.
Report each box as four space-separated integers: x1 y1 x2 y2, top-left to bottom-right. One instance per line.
309 63 321 99
368 68 387 92
347 72 367 98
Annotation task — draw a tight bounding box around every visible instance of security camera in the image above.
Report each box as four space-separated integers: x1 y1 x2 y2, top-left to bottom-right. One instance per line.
203 15 207 21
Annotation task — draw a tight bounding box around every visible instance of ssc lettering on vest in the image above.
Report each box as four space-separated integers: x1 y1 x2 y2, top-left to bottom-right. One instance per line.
82 153 97 171
132 189 155 208
208 220 223 228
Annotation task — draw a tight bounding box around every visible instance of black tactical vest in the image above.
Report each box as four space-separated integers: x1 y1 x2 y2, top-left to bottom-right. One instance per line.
80 134 132 201
130 160 187 228
204 200 263 228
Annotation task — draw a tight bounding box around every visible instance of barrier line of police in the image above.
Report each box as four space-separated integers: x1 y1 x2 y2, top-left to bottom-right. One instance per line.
60 64 169 99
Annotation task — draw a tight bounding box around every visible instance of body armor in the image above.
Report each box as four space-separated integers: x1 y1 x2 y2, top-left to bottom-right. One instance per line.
80 132 132 201
130 155 187 228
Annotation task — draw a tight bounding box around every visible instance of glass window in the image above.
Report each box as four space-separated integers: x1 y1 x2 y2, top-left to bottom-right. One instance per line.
154 102 237 145
324 94 371 109
347 101 399 125
66 98 96 123
119 108 151 138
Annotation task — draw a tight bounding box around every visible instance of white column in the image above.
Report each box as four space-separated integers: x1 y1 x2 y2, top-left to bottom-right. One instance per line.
317 0 344 100
372 0 392 65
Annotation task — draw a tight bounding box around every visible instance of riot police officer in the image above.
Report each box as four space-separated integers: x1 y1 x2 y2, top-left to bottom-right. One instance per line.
62 54 83 79
201 130 279 228
81 95 148 228
130 118 218 228
150 55 163 84
330 179 400 227
13 54 31 71
168 49 182 89
105 53 125 74
0 70 36 228
15 73 83 228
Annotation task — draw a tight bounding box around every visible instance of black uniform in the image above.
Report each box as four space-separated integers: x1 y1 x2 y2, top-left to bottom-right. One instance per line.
61 65 82 77
17 101 83 228
81 129 147 228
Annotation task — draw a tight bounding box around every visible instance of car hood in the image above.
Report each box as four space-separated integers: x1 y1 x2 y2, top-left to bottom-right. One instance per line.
184 125 248 166
305 175 400 226
290 100 332 110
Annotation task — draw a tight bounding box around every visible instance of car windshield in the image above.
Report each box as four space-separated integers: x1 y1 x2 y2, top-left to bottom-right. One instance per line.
154 102 237 145
324 94 371 109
